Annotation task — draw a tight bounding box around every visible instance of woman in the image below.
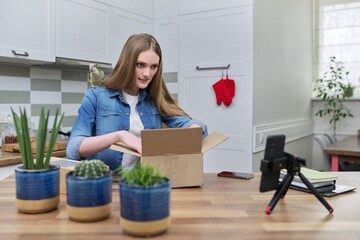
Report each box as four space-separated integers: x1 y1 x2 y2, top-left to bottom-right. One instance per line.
66 33 208 170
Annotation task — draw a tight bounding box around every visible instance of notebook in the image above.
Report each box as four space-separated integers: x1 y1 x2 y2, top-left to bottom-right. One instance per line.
280 167 338 183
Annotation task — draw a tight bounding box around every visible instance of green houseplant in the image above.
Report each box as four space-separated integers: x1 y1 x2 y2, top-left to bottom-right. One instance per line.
313 56 354 137
12 107 64 213
66 160 112 222
119 164 171 237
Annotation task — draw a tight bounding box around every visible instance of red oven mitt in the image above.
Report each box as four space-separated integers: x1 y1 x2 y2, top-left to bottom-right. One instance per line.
224 74 235 97
212 79 232 106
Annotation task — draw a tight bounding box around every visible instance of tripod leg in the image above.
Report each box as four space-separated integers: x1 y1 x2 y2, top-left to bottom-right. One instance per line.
298 172 334 213
266 173 294 214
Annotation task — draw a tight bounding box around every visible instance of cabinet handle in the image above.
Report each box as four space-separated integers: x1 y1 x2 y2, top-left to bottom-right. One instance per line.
196 64 230 71
11 50 29 57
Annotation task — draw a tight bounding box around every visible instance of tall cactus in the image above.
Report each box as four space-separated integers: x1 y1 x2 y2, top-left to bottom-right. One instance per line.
73 160 109 177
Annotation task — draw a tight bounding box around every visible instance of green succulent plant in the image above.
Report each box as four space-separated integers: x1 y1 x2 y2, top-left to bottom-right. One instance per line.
121 164 166 188
11 107 64 170
73 160 110 177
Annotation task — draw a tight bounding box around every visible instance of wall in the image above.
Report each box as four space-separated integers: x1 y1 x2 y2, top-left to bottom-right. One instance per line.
252 0 314 171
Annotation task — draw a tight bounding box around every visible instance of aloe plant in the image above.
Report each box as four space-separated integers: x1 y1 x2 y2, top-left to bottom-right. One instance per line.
72 160 109 177
121 164 166 188
11 107 64 169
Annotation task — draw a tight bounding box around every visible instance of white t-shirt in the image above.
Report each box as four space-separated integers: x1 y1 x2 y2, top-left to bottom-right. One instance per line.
121 90 144 169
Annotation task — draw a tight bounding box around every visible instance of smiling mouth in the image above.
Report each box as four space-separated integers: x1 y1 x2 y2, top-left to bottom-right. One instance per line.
138 78 150 82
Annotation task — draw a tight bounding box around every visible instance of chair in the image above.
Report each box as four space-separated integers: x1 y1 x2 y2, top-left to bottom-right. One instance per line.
313 135 332 171
323 133 337 145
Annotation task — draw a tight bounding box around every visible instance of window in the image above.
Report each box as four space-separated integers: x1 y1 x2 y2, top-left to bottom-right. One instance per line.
315 0 360 98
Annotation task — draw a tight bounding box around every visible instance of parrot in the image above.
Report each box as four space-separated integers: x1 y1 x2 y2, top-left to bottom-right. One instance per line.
88 64 105 87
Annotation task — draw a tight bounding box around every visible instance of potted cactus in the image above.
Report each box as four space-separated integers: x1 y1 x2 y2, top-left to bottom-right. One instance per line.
119 164 171 237
12 107 64 214
66 160 112 222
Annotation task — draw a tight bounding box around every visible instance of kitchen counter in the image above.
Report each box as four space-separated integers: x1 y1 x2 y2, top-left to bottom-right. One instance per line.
0 141 67 167
0 149 66 167
0 149 24 166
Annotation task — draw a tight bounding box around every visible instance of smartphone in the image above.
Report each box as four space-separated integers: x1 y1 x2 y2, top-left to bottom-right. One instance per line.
259 135 286 192
217 171 254 180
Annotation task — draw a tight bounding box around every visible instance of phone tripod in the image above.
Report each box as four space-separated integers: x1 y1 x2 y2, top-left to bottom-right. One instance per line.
265 153 334 215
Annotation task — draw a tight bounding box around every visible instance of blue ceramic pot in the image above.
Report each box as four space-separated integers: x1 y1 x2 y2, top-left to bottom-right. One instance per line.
15 164 60 214
119 178 171 236
66 171 112 222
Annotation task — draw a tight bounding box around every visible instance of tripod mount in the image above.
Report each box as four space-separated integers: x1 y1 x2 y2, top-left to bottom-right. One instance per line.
261 152 334 215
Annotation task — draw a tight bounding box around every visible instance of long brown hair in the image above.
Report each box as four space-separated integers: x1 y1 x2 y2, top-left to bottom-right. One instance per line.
103 33 188 117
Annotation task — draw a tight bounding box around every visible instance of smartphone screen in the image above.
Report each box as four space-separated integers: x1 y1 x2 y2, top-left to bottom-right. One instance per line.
217 171 254 180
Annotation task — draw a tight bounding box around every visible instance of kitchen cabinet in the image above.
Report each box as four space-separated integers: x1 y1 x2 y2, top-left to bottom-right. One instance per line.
178 2 253 172
154 0 178 73
0 0 154 66
56 0 112 64
179 0 252 14
110 8 153 66
0 0 55 63
96 0 154 18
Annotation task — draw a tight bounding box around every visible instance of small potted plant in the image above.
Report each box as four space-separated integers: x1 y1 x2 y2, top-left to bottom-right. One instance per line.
313 56 354 137
119 164 171 237
12 107 64 214
66 159 112 222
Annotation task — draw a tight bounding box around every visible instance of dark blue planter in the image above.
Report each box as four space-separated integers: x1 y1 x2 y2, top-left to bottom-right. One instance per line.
66 171 113 222
119 178 171 236
15 164 60 213
119 179 170 221
66 171 112 207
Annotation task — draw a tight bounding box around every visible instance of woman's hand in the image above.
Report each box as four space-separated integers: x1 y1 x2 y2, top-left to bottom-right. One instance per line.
189 124 201 128
78 130 142 158
117 131 142 154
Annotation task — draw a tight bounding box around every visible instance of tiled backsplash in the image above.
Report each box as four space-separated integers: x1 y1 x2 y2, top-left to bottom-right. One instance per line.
0 64 88 134
0 63 178 138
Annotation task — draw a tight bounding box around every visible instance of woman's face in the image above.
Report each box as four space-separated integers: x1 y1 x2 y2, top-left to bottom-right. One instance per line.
126 49 160 95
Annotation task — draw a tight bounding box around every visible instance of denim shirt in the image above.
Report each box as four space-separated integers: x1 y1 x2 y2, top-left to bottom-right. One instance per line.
66 85 208 170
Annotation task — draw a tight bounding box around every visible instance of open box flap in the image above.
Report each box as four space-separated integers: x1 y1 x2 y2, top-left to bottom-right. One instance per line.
110 142 141 157
141 127 203 157
201 132 229 153
110 129 228 156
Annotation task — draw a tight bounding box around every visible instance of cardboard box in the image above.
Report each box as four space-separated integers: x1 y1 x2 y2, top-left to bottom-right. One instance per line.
110 128 228 188
50 158 77 194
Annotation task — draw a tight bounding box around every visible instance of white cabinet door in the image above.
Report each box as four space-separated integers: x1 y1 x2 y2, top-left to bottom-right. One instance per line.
179 0 252 15
56 0 112 63
0 0 55 63
110 8 153 67
154 17 178 73
96 0 154 18
178 6 253 173
154 0 178 73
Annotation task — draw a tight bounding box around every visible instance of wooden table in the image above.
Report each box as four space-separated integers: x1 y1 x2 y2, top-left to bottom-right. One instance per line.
324 136 360 171
0 172 359 239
